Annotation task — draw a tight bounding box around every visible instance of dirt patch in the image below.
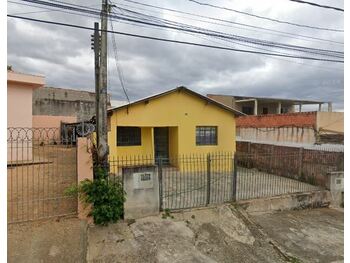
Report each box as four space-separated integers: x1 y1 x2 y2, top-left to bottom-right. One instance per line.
8 217 87 263
87 205 285 263
7 145 77 223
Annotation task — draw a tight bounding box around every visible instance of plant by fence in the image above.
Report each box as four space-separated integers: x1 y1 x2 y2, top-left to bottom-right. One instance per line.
65 167 125 225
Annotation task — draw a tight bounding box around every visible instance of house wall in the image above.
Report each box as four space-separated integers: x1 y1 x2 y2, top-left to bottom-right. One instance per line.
8 71 45 162
207 94 236 109
108 90 236 162
169 127 179 166
8 84 34 128
316 112 344 133
109 127 154 159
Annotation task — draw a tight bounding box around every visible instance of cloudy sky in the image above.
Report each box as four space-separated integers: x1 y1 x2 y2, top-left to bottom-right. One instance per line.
7 0 344 110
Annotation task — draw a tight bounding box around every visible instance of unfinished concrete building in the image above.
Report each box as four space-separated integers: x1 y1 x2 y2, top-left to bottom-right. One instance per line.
207 94 332 115
32 86 111 129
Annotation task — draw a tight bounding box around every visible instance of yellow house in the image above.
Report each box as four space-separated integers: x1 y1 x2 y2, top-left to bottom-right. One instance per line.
107 86 241 169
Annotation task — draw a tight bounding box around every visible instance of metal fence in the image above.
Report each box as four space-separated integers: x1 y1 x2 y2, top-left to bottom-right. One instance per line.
7 128 78 223
108 148 343 210
109 152 234 211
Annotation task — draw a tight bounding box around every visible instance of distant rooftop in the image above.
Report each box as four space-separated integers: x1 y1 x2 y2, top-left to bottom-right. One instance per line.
207 94 327 105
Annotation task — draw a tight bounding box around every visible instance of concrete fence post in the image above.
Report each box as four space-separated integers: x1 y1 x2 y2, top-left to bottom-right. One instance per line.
77 137 93 221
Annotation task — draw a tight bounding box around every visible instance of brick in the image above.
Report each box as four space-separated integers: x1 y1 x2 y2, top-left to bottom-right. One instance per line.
236 112 317 128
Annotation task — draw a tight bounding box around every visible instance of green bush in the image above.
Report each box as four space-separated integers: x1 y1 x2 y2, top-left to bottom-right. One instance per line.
65 168 126 225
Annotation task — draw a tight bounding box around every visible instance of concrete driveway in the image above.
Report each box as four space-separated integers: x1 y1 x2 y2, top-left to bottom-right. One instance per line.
249 208 344 263
87 205 344 263
87 205 285 263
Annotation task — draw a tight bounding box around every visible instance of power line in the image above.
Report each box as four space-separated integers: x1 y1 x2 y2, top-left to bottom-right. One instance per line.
109 16 130 103
8 0 99 15
7 14 344 63
287 0 344 12
8 1 342 75
187 0 344 32
16 0 344 58
15 0 344 59
116 0 344 45
111 6 343 58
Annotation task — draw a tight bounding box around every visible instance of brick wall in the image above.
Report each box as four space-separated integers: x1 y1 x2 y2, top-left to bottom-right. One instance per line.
236 141 344 187
236 111 317 128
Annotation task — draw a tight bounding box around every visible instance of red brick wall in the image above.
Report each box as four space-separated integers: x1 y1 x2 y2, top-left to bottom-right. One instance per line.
236 112 317 128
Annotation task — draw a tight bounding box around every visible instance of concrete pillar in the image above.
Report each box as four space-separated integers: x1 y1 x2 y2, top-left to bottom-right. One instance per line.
328 102 333 112
77 137 94 221
299 104 302 112
277 102 282 114
318 103 322 112
254 100 258 115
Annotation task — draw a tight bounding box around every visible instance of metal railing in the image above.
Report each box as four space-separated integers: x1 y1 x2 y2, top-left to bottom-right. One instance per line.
107 149 343 210
108 152 235 210
7 128 78 223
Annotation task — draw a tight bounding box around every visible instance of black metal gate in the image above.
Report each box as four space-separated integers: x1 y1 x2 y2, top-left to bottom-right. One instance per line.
159 152 235 210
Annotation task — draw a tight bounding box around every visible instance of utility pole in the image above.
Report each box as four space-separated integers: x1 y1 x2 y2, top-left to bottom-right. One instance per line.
97 0 109 168
91 22 100 147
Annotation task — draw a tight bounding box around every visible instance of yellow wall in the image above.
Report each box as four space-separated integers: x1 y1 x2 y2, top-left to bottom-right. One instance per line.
109 127 154 159
108 89 236 168
168 126 179 166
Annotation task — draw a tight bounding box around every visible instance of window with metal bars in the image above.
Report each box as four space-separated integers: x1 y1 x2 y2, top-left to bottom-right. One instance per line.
196 126 218 145
117 126 141 146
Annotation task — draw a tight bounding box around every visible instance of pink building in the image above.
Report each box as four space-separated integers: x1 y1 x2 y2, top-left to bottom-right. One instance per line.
7 69 45 128
7 69 45 162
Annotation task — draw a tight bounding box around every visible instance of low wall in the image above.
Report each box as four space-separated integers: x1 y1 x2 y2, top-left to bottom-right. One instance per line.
238 190 331 213
237 126 316 144
33 115 77 132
